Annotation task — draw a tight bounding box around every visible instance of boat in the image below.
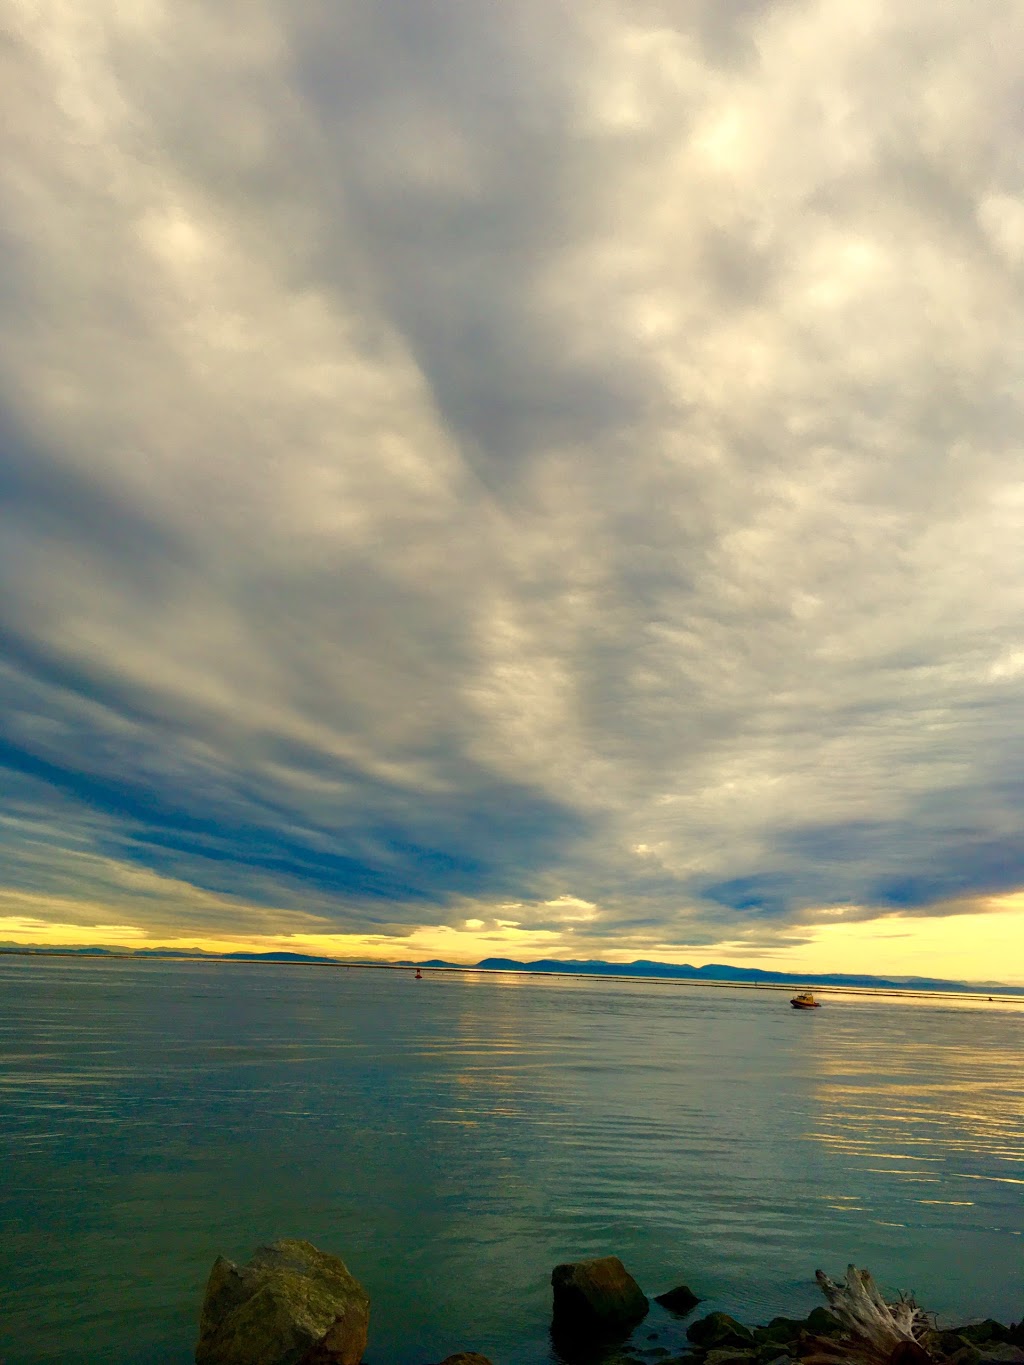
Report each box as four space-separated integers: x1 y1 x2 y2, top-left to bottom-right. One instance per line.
790 991 821 1009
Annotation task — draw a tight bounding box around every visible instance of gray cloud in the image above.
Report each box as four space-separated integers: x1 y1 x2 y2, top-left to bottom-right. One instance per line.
2 0 1024 953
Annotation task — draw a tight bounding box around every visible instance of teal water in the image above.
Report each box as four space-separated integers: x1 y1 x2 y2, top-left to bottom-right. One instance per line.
1 957 1022 1365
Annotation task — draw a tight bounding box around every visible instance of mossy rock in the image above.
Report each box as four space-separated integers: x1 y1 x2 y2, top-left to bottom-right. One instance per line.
804 1309 844 1338
960 1323 1012 1347
703 1350 757 1365
754 1318 807 1347
947 1347 984 1365
551 1256 649 1336
195 1239 369 1365
687 1313 756 1351
926 1330 974 1358
757 1343 794 1362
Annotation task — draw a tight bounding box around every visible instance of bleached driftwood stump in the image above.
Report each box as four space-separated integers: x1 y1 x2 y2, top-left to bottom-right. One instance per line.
809 1266 931 1365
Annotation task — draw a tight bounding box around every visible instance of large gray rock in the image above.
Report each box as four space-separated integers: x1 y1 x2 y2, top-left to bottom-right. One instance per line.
551 1256 649 1336
195 1239 369 1365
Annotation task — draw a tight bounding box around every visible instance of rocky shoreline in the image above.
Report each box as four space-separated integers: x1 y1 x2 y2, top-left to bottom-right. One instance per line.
194 1240 1023 1365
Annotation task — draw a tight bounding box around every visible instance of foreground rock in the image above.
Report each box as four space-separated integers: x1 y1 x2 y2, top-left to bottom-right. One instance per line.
681 1269 1020 1365
196 1239 369 1365
552 1256 649 1337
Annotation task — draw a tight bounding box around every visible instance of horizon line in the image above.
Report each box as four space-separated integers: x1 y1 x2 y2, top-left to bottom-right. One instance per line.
3 946 1022 1000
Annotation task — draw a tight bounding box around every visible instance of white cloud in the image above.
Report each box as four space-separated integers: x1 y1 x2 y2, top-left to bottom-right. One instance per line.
2 0 1024 970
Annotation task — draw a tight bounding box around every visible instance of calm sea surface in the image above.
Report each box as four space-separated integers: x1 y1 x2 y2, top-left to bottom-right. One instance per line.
1 958 1022 1365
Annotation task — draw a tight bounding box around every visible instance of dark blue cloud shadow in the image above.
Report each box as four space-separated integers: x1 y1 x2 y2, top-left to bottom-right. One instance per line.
0 732 590 915
702 815 1024 917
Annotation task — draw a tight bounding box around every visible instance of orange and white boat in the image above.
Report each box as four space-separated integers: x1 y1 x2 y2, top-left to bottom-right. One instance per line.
790 991 821 1009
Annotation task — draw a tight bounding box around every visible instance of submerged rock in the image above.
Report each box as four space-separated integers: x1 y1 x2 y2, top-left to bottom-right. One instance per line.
656 1287 703 1317
195 1238 369 1365
436 1355 494 1365
551 1256 649 1336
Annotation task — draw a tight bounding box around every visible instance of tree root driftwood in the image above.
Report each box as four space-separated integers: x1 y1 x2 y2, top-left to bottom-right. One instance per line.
806 1266 932 1365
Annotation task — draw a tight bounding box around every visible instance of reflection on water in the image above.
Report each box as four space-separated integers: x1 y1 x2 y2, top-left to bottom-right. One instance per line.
0 960 1021 1365
801 998 1024 1265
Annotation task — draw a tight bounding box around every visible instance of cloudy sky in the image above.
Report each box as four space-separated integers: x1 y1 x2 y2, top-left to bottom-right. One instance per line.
3 1 1024 981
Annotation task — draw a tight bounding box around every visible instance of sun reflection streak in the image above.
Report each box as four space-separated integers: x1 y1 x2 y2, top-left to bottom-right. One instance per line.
803 1002 1024 1229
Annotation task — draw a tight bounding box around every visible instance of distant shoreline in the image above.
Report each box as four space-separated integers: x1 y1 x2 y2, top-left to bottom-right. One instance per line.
2 947 1021 1003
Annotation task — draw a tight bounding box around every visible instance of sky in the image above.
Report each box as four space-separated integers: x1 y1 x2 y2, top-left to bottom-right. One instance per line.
3 2 1024 983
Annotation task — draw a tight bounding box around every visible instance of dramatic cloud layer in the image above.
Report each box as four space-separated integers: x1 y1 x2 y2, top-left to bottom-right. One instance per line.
3 1 1024 972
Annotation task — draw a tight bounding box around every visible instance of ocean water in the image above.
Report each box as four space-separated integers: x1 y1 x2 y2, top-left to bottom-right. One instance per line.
1 958 1022 1365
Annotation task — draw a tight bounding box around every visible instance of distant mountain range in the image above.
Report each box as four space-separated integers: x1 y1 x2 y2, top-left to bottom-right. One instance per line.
3 944 1022 995
466 957 1024 994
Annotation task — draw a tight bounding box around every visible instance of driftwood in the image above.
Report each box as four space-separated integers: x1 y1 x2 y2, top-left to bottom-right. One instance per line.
807 1266 931 1365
